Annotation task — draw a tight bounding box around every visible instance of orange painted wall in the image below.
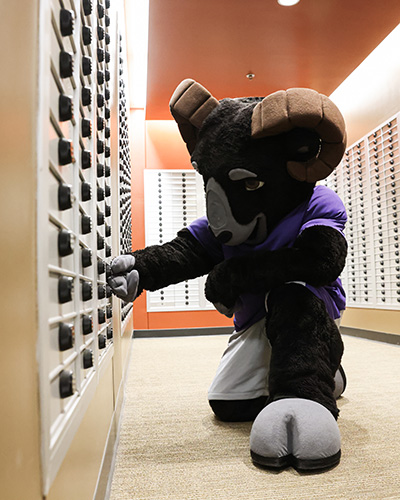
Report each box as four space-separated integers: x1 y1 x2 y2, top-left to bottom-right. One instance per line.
130 115 233 330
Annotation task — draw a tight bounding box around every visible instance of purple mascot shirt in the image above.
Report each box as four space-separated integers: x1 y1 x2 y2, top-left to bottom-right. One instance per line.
188 185 347 331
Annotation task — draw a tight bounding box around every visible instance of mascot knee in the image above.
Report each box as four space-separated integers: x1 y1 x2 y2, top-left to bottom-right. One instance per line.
209 397 268 423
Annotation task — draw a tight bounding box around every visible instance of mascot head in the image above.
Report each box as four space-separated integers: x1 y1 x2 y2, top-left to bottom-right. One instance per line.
170 79 346 246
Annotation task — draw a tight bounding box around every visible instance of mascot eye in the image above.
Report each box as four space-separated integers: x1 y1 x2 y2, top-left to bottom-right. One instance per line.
244 179 265 191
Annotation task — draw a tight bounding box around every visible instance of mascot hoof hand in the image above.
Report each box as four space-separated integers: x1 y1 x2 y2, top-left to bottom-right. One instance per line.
110 255 136 274
108 269 139 302
205 261 241 310
250 398 341 471
108 255 139 302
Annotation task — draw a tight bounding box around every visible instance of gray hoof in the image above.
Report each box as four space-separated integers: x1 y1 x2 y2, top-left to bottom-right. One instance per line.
250 398 341 471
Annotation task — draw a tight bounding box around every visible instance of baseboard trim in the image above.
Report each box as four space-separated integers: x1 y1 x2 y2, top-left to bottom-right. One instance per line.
133 326 233 338
133 325 400 345
341 326 400 345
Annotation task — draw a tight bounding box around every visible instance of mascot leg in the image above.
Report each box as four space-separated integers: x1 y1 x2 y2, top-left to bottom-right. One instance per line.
250 283 344 471
208 318 271 422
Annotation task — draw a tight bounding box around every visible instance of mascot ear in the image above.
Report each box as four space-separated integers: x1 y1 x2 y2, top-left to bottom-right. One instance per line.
170 79 220 154
251 88 347 183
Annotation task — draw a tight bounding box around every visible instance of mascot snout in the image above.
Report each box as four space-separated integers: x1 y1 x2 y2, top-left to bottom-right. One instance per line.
206 177 267 246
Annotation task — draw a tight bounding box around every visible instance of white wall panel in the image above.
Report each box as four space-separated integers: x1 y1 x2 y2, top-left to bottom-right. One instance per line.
323 114 400 309
144 170 214 312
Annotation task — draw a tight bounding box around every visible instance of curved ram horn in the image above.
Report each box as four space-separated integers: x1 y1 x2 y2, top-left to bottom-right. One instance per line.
251 88 347 183
169 79 220 154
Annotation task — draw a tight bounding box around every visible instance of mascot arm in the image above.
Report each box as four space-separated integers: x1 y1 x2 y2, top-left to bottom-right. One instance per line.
131 228 217 296
205 225 347 308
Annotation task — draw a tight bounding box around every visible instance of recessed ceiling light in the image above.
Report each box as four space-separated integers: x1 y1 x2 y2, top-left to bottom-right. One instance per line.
277 0 300 6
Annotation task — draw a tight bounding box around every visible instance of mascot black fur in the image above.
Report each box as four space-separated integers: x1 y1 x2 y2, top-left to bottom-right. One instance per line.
108 79 348 471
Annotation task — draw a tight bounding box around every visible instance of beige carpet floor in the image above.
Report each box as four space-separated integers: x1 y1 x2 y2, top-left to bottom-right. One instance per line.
109 334 400 500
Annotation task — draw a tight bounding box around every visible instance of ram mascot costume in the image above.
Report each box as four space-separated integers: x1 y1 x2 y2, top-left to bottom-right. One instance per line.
108 79 348 471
